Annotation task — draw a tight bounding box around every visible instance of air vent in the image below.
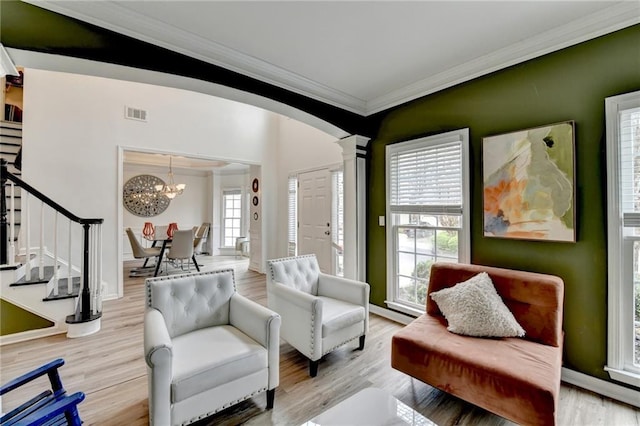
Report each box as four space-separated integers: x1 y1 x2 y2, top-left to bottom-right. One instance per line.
124 106 147 122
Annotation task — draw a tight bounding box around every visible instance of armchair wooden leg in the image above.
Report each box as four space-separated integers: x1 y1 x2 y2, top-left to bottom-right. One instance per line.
266 389 275 409
309 359 319 377
358 335 366 350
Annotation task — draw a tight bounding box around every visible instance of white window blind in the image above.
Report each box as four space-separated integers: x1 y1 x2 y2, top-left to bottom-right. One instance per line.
288 176 297 256
389 140 463 214
620 106 640 227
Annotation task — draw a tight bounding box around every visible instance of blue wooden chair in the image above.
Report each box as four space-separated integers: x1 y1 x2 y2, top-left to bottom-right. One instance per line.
0 358 85 426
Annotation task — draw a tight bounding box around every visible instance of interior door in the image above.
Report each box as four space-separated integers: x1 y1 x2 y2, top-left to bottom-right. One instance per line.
298 169 332 273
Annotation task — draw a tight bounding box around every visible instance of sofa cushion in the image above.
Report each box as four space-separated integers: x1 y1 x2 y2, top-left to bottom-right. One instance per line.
171 325 267 403
391 314 562 426
430 272 525 338
318 296 365 338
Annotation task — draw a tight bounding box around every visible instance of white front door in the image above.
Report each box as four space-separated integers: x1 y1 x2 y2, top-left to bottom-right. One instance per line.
298 169 332 273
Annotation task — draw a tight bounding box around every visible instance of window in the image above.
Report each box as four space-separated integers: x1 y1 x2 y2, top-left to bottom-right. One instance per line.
288 176 297 256
332 170 344 276
222 189 242 247
605 90 640 387
385 129 470 316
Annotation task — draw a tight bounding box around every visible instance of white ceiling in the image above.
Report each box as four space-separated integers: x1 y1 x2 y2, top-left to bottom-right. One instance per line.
27 1 640 116
123 151 249 175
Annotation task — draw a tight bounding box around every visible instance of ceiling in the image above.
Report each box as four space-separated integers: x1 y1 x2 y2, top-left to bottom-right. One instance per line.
123 151 249 175
26 1 639 116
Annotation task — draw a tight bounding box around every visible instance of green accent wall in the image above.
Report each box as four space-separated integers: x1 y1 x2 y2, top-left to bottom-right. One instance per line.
366 25 640 383
0 298 54 336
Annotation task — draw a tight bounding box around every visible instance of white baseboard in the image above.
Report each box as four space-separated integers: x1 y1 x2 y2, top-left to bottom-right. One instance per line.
369 304 415 325
369 304 640 408
561 367 640 408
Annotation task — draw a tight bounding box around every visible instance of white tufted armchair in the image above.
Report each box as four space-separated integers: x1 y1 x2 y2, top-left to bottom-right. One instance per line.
266 254 370 377
144 269 281 425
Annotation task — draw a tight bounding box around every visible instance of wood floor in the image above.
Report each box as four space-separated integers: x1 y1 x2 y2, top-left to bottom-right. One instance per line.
1 257 639 426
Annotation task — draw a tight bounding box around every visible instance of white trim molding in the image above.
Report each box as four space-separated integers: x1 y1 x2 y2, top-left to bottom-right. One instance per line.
562 368 640 409
604 90 640 389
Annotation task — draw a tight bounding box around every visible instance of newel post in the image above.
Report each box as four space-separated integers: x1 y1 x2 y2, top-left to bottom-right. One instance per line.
1 159 8 265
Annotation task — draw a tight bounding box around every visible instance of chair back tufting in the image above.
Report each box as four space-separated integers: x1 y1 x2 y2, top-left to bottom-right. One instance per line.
146 269 236 338
267 254 320 295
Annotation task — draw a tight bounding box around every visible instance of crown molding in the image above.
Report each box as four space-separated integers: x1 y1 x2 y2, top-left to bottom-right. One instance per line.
366 1 640 115
25 0 367 114
25 1 640 117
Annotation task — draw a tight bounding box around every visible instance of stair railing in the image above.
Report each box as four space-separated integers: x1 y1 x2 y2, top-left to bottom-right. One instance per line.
1 159 104 325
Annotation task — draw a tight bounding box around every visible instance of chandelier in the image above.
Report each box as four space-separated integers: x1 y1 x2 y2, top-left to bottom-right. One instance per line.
155 156 186 199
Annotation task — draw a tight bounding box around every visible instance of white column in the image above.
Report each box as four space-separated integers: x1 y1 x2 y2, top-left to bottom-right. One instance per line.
336 135 369 281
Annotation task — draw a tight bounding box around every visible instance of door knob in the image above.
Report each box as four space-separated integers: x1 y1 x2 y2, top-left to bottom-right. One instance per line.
324 230 331 235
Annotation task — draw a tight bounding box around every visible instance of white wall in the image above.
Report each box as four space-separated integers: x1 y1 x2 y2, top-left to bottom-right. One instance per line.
22 68 277 298
275 116 344 256
19 64 345 299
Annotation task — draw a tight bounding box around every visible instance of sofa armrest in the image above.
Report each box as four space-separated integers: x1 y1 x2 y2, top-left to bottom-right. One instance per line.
317 273 370 307
230 294 281 389
144 308 173 368
268 281 323 360
143 308 173 426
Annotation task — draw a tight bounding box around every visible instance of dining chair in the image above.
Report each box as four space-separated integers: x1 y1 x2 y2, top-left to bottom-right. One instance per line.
126 228 162 276
235 236 249 258
166 229 200 273
193 223 210 254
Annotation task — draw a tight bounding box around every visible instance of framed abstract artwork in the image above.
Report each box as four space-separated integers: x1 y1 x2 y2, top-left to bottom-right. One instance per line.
482 121 575 242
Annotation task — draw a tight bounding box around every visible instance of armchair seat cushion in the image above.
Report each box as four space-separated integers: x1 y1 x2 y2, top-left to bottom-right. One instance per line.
318 296 365 338
172 325 267 403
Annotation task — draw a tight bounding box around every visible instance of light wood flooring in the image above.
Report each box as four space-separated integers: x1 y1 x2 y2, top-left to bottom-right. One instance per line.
1 256 639 425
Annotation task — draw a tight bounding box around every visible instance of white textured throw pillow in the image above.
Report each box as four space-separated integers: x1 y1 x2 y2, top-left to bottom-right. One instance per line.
430 272 525 338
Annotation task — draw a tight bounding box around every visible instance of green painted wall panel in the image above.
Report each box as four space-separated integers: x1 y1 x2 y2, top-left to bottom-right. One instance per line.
0 298 54 336
366 25 640 382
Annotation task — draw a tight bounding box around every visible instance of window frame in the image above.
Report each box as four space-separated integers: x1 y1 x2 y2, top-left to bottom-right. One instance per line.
385 128 471 317
605 90 640 387
222 188 242 248
287 176 298 256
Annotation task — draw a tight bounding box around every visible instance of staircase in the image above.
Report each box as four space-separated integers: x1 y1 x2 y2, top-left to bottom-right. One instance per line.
1 157 104 344
1 121 21 245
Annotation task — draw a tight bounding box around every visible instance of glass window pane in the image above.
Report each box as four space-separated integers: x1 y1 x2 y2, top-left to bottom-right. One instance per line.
397 276 416 304
398 252 415 277
416 229 434 256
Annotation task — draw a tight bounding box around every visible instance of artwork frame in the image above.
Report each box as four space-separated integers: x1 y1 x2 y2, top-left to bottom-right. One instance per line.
123 174 170 217
482 121 576 242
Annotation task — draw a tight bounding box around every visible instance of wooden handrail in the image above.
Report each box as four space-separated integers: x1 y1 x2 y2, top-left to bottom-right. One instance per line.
1 159 102 225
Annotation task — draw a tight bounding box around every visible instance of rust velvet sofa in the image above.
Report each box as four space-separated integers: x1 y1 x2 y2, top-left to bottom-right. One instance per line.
391 263 564 426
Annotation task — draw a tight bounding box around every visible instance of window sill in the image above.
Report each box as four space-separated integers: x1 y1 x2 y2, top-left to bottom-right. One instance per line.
605 366 640 388
384 300 423 318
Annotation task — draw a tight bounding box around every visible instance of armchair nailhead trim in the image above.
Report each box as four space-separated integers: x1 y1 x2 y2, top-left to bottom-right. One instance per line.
181 387 268 425
145 269 237 307
267 254 317 283
322 334 364 357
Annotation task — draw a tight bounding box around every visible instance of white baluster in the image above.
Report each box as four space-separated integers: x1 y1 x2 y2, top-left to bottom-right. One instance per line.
39 200 44 280
67 220 72 294
52 212 59 296
97 224 103 313
24 193 31 280
9 182 15 264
